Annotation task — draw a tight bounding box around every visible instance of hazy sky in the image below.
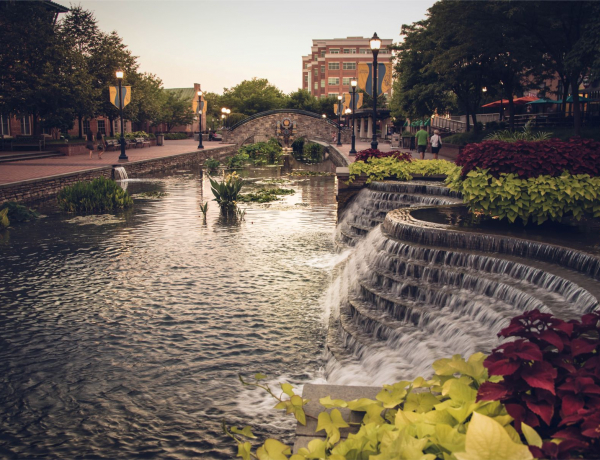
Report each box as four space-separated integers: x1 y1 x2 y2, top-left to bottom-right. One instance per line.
76 0 437 94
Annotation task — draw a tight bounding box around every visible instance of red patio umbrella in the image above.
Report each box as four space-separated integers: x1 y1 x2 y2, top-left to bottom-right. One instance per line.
481 99 510 108
513 96 538 104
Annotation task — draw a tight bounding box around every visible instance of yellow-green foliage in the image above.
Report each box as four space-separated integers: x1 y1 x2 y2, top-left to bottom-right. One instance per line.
228 354 540 460
446 168 600 224
0 208 9 229
57 177 133 214
348 159 460 184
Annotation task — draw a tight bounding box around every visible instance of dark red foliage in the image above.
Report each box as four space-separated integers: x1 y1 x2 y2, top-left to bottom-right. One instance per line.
354 149 413 163
456 138 600 179
476 310 600 459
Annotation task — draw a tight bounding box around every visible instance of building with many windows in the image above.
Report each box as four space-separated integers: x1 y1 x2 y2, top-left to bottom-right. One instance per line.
302 36 394 99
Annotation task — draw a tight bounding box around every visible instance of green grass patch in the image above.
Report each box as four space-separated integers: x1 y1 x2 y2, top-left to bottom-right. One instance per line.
57 177 133 214
289 171 334 177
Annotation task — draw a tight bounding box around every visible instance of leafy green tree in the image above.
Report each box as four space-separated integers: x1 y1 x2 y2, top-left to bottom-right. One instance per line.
285 89 320 112
0 2 83 136
125 72 165 126
220 78 285 116
511 1 600 135
203 91 223 121
154 90 194 132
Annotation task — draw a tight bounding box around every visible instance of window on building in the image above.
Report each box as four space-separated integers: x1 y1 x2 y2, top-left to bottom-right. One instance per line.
83 120 90 135
304 75 308 83
304 63 308 69
321 65 325 74
343 62 356 70
328 77 340 86
314 54 317 61
359 49 370 54
20 116 31 135
321 79 325 88
314 69 318 77
329 93 339 98
97 119 106 135
328 62 340 70
342 77 353 86
329 49 339 54
320 50 325 57
343 48 356 54
0 115 9 136
314 82 318 90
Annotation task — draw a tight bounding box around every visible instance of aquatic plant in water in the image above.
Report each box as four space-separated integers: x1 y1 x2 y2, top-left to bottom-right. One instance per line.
57 177 133 214
209 172 243 211
237 188 295 203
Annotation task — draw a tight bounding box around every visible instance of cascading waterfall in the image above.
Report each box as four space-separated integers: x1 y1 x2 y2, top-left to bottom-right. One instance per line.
325 180 600 387
113 166 129 181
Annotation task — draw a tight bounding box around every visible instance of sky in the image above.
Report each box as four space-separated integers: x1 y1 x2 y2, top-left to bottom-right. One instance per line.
76 0 437 94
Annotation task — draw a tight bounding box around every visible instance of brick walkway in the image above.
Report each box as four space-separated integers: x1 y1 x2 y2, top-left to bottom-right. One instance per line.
334 139 457 164
0 139 233 185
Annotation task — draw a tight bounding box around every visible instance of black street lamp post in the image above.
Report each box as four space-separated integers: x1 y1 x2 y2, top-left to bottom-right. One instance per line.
197 90 204 149
337 95 342 146
116 70 128 161
350 80 357 155
370 32 381 150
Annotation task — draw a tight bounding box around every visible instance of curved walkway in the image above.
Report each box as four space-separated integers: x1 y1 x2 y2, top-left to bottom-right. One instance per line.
0 139 233 185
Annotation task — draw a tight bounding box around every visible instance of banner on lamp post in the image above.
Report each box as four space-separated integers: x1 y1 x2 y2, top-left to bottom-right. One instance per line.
357 63 392 96
109 86 131 108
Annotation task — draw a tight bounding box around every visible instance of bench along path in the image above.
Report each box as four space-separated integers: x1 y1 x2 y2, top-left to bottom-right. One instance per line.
0 139 234 185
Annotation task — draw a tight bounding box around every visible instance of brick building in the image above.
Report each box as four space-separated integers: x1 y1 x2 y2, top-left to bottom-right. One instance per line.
302 36 393 99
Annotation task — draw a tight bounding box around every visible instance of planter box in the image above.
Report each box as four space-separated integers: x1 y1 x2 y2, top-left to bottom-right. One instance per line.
440 143 464 161
50 142 87 156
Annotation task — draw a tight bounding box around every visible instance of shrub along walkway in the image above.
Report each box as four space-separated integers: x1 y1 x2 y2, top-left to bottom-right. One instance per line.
0 139 233 185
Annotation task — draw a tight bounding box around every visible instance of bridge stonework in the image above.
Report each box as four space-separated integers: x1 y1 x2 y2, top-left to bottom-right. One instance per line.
221 109 351 147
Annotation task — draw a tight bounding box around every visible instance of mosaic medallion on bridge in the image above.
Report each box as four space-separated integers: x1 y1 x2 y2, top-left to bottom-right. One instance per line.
277 118 296 147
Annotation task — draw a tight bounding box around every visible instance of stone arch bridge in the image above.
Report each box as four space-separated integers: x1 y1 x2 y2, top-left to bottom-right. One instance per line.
221 109 351 165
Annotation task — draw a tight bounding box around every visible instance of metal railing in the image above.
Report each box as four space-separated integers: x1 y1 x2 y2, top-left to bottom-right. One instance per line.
431 117 467 133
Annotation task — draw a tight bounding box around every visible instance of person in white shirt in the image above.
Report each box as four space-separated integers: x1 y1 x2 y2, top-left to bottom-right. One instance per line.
430 129 442 160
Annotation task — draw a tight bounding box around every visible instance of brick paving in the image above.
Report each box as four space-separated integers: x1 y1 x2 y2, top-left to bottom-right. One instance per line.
0 139 233 185
334 139 457 164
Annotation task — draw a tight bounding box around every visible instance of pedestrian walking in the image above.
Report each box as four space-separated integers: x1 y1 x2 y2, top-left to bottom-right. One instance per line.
415 126 429 160
86 131 95 159
430 129 442 160
96 132 104 160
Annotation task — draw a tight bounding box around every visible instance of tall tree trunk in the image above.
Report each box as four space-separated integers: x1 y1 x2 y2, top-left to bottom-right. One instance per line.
471 111 479 133
508 95 515 132
109 117 114 137
571 80 581 137
32 113 40 137
78 116 83 139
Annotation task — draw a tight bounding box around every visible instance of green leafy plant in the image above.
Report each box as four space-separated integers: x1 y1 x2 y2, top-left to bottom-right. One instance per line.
485 120 551 142
302 142 325 163
288 171 334 177
136 191 167 199
0 208 9 230
348 158 460 184
0 201 39 223
228 152 251 169
205 157 221 171
199 202 208 221
446 168 600 224
209 172 243 211
239 139 283 166
163 133 188 140
237 188 295 203
228 354 540 460
57 177 133 214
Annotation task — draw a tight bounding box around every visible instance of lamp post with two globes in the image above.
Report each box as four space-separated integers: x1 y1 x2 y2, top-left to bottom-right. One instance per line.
197 91 204 149
370 32 381 150
350 79 358 155
337 95 343 146
116 70 128 161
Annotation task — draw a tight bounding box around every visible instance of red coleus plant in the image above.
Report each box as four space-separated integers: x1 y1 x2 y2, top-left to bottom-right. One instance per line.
354 149 413 163
456 138 600 179
477 310 600 459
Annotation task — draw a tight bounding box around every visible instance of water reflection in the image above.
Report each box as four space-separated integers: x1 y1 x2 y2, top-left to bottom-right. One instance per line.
0 163 338 459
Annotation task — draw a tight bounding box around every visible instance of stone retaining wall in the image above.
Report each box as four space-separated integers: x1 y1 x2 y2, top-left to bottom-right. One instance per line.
51 139 159 156
0 145 236 205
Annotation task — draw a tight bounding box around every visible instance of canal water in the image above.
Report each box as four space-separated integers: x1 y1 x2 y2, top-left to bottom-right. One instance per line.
0 163 339 459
